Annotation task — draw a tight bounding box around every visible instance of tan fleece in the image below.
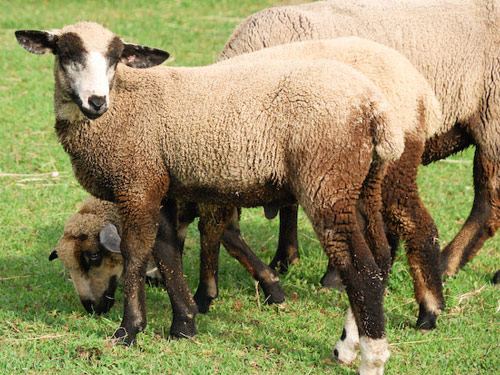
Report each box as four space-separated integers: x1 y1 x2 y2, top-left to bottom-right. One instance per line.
219 0 500 161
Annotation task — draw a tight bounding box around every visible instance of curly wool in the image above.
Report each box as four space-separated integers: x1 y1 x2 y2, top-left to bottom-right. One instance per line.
219 0 500 161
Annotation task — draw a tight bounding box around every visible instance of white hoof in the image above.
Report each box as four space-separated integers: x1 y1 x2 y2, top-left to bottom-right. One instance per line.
333 307 360 364
358 336 390 375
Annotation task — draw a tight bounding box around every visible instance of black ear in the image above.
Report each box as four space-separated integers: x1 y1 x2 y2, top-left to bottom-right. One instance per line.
49 249 58 261
121 43 169 68
99 223 121 254
15 30 58 54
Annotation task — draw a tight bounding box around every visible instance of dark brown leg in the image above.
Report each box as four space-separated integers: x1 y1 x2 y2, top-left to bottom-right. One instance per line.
441 148 500 276
152 199 198 339
193 205 233 313
493 270 500 284
221 217 285 305
383 139 444 330
269 205 300 273
312 198 390 372
112 193 166 345
422 123 472 165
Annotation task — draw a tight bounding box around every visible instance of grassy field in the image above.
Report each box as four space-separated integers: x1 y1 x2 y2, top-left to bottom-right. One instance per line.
0 0 498 374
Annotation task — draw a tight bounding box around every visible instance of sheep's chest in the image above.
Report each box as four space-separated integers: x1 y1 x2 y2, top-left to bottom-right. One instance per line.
55 119 117 202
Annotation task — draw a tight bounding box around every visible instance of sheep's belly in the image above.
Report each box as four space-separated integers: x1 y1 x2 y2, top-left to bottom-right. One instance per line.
168 179 294 208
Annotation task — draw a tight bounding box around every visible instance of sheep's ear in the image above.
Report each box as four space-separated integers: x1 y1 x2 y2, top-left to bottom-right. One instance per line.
49 249 58 261
15 30 58 54
99 223 121 254
121 43 170 68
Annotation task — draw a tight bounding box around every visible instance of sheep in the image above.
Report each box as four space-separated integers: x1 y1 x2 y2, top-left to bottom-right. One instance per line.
219 0 500 281
16 22 405 374
215 38 447 336
51 196 162 314
52 195 285 315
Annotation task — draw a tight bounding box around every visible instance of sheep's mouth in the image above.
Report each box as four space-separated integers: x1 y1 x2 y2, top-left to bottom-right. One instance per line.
68 91 107 120
81 275 118 314
80 106 107 120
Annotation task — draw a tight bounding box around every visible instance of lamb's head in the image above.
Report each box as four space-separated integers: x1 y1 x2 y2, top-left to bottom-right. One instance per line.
15 22 169 120
51 213 124 315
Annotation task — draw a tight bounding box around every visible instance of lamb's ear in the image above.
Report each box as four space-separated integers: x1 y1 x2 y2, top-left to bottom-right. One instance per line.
49 249 58 261
99 223 121 254
15 30 59 54
121 43 170 68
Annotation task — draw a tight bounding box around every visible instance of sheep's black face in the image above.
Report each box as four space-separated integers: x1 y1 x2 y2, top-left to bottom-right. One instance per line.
15 22 170 120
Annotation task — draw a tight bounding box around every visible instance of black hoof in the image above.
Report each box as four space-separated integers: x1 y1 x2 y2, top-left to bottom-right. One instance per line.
492 270 500 285
416 302 438 331
261 281 286 305
269 253 299 274
320 268 345 291
193 292 215 314
111 326 136 346
170 316 197 339
193 282 217 314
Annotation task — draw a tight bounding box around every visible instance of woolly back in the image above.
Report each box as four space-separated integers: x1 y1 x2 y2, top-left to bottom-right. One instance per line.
218 37 442 141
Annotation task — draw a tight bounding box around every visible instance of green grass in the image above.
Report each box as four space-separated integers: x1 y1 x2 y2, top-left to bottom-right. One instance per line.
1 1 498 374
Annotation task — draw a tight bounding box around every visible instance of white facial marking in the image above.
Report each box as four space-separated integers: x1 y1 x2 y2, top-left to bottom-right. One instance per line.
334 307 360 364
73 52 111 113
359 336 390 375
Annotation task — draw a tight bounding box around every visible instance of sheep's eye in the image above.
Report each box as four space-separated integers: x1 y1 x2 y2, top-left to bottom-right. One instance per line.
70 61 78 71
89 253 101 261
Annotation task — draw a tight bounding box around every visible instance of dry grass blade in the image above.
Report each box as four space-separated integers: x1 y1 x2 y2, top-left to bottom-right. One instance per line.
390 337 462 346
0 334 72 342
457 284 487 305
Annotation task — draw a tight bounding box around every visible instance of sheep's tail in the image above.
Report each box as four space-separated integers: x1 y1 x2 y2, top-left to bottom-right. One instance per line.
366 99 405 162
420 91 443 139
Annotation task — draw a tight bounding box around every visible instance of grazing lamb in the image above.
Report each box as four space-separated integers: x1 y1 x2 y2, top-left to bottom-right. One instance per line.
219 0 500 281
51 195 285 314
16 22 404 374
51 196 162 314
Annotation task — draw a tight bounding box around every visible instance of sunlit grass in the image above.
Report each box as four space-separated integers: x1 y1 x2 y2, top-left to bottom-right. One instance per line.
1 1 498 374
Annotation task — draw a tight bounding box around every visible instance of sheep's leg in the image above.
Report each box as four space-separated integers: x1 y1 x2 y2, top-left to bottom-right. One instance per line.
111 194 166 345
440 148 500 276
150 198 199 339
221 216 285 305
318 207 390 375
421 123 472 165
193 205 232 313
383 139 444 330
269 204 300 273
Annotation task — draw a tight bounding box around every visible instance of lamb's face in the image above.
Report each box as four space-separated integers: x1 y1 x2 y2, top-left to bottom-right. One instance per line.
54 30 121 120
15 22 169 120
52 222 124 314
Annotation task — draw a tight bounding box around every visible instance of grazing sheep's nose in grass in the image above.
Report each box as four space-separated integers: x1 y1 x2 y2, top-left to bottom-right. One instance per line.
81 295 115 315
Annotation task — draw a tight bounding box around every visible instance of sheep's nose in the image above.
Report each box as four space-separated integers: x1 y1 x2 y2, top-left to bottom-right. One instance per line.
88 95 106 111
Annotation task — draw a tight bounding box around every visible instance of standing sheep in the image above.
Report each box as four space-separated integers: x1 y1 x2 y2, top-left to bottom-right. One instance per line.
219 0 500 281
16 22 404 374
214 37 446 335
52 195 285 314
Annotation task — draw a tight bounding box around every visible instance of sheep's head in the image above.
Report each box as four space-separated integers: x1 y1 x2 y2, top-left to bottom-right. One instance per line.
15 22 169 120
52 217 124 315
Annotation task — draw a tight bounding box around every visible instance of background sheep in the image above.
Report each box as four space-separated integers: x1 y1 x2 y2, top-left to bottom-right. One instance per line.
219 0 500 282
215 37 446 334
16 21 404 374
53 196 285 315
